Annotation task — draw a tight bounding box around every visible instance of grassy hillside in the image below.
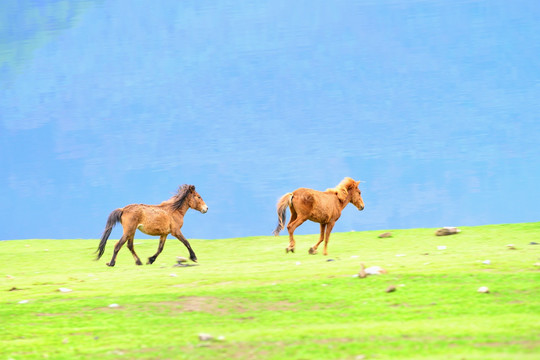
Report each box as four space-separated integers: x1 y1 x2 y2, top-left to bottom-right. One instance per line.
1 223 539 359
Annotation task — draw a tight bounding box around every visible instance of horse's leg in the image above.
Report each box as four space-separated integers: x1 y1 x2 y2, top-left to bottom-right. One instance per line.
127 236 143 265
147 235 167 265
285 210 298 253
107 235 129 267
286 214 307 253
309 223 327 255
172 230 197 262
322 221 336 256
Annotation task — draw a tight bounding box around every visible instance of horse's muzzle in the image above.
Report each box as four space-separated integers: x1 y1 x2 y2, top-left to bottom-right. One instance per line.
200 205 209 214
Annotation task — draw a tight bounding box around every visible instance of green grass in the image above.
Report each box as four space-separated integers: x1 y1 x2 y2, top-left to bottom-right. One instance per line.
1 223 539 359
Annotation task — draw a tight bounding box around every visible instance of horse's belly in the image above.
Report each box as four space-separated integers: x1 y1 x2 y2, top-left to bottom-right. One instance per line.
309 215 330 223
308 207 333 223
137 223 169 236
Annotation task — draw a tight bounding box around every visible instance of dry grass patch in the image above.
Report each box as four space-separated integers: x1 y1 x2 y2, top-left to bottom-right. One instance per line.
148 296 299 315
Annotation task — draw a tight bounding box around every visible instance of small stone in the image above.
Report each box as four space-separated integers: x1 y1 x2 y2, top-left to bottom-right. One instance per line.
169 273 178 277
478 286 490 293
482 260 491 265
199 333 213 341
435 227 460 236
378 232 392 238
58 288 72 293
385 285 397 293
108 303 120 308
506 244 516 250
18 300 29 304
437 245 447 250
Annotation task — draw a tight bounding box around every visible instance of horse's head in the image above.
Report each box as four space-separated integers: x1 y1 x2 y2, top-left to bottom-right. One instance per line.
187 186 208 214
350 181 365 211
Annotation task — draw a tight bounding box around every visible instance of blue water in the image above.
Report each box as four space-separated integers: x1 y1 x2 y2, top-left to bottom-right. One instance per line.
1 1 539 240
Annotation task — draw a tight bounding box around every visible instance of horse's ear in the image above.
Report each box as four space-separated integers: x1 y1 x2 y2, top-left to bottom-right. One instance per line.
189 185 196 192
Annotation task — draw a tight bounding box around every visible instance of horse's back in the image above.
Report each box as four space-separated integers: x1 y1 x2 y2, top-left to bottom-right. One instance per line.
293 188 334 203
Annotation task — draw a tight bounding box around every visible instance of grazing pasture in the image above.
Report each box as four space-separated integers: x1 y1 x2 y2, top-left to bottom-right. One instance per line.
1 223 539 359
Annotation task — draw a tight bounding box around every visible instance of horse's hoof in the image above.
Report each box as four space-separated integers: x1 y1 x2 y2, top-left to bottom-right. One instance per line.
147 257 155 265
308 247 317 255
135 260 143 266
286 247 295 254
106 262 115 267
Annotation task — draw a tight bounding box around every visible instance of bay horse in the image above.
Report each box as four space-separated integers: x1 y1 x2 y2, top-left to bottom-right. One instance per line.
273 177 364 255
96 185 208 267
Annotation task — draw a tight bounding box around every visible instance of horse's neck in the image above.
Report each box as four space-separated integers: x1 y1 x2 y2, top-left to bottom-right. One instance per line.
338 192 352 210
161 199 190 216
174 202 190 216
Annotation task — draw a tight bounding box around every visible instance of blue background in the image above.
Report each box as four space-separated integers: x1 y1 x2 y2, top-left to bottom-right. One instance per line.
1 0 539 240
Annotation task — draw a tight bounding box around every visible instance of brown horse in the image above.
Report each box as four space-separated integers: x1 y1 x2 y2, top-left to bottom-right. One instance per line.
96 185 208 267
273 177 364 255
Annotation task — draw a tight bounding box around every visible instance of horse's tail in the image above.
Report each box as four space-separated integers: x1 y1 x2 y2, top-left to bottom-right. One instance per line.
96 208 123 260
273 193 293 236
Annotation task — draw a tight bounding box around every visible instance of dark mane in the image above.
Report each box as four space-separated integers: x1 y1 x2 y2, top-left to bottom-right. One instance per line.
170 184 195 211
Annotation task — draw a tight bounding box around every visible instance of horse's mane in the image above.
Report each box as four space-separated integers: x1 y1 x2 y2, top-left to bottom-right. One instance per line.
326 177 357 202
169 184 195 211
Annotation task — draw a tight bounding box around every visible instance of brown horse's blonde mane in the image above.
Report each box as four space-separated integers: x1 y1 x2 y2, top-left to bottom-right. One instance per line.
170 184 195 211
326 177 357 202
